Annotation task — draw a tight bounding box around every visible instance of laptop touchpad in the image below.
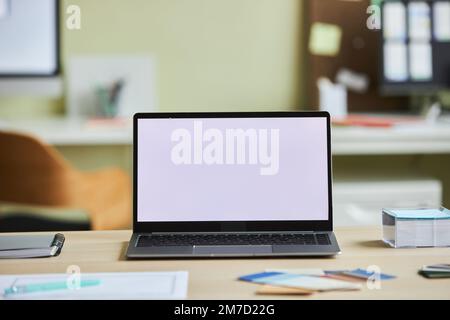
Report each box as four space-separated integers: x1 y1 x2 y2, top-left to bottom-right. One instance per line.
193 245 272 255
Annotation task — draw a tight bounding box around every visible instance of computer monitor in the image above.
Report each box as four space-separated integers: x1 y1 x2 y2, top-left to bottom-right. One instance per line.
0 0 61 96
380 0 450 95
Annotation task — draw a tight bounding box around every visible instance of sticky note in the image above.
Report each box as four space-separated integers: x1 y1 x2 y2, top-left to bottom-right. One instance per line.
408 1 431 41
409 42 433 81
309 22 342 57
383 2 407 40
433 2 450 41
384 42 408 82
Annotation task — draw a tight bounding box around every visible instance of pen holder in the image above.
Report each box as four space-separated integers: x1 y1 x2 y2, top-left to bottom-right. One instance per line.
95 87 120 118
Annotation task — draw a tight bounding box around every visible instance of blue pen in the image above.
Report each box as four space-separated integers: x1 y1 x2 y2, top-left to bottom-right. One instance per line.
4 279 101 296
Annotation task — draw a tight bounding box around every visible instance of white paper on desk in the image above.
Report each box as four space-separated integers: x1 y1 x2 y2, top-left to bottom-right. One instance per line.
0 272 188 300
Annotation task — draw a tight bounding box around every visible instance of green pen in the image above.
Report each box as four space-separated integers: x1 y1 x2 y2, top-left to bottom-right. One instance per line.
4 279 101 296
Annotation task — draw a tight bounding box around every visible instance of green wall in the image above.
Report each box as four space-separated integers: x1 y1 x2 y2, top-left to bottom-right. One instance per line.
0 0 304 118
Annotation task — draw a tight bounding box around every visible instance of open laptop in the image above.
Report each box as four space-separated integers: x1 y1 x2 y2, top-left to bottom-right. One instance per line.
126 112 340 258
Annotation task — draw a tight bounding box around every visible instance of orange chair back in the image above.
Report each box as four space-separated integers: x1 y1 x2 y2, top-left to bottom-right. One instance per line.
0 131 132 230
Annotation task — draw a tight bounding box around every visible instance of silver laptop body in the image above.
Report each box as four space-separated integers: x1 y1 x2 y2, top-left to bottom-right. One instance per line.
127 112 340 258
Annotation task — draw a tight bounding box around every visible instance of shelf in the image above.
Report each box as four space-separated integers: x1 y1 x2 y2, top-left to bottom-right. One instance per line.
1 117 450 154
332 124 450 155
0 118 132 146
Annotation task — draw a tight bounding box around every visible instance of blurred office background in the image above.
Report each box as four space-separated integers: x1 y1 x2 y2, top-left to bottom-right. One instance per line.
0 0 449 231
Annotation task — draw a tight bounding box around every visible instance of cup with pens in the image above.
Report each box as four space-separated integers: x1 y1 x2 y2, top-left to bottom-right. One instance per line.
95 79 125 118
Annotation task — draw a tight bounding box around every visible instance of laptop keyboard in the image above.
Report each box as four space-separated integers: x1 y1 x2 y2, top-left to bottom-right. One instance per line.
137 233 331 247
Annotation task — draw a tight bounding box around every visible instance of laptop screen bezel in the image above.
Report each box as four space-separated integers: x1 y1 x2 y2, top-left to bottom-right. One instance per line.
133 112 333 233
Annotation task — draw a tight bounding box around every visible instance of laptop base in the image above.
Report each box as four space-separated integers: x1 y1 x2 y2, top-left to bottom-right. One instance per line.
126 231 341 259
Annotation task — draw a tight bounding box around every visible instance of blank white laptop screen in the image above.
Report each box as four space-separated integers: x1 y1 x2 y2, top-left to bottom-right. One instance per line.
137 117 329 222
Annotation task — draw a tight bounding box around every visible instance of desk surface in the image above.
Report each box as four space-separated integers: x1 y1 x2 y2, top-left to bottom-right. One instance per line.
1 117 450 155
1 227 449 299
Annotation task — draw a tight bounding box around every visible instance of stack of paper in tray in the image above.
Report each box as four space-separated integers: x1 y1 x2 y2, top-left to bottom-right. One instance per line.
382 207 450 248
239 268 396 296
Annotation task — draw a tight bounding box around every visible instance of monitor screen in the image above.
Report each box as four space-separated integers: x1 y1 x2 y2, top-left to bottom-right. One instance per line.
380 0 450 95
0 0 58 76
136 116 330 222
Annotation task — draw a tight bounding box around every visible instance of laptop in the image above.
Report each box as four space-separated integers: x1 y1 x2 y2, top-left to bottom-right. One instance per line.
126 112 341 258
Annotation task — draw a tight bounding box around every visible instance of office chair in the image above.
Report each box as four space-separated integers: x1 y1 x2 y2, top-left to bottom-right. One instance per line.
0 131 132 230
0 201 91 232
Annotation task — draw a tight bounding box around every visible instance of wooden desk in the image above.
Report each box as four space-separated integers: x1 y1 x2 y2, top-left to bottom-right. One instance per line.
1 227 449 300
